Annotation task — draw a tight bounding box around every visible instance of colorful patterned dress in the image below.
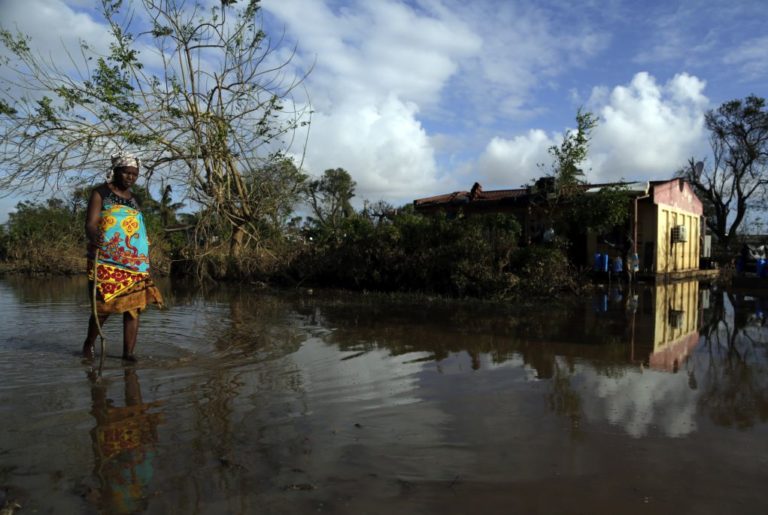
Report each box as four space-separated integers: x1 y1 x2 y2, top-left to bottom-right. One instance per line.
88 186 163 317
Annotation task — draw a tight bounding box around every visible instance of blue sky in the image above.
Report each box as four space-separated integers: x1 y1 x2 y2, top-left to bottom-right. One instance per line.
1 0 767 221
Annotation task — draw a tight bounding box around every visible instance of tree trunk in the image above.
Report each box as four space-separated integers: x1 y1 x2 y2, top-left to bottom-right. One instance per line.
230 225 245 259
226 225 246 278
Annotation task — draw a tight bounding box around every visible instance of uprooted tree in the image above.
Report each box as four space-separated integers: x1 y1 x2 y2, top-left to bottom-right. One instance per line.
0 0 311 268
678 95 768 252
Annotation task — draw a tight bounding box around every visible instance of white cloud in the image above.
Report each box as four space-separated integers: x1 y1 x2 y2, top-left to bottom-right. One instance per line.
264 0 480 110
588 72 709 182
475 72 710 188
0 0 111 63
263 0 480 202
4 0 758 215
479 66 714 191
302 96 439 202
262 0 610 201
477 130 556 188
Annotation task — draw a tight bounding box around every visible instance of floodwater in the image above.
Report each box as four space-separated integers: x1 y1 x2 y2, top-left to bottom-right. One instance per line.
0 277 766 514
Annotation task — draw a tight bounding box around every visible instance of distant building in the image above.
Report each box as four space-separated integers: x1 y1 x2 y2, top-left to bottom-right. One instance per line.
413 177 705 279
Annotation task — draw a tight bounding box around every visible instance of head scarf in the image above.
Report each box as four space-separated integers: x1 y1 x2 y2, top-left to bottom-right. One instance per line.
111 151 141 170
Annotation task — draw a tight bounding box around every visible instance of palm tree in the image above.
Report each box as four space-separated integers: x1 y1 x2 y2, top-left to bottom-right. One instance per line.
159 181 185 227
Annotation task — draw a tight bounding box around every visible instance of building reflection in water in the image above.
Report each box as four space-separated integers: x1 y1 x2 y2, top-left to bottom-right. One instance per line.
644 280 700 372
591 280 702 372
88 369 163 514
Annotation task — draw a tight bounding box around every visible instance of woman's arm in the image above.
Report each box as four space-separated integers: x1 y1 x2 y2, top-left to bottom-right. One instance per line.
85 187 103 247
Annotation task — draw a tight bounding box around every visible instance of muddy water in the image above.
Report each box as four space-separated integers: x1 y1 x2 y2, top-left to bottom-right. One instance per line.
0 276 766 514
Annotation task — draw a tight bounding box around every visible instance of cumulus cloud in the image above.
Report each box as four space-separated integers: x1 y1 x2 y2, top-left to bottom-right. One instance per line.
263 0 480 202
264 0 480 110
262 0 610 201
476 72 710 187
301 96 440 201
588 72 709 182
477 130 557 188
0 0 111 63
0 0 191 98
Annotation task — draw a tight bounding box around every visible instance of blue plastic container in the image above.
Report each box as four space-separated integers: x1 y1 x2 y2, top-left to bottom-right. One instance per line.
758 258 767 278
613 256 623 273
601 254 609 272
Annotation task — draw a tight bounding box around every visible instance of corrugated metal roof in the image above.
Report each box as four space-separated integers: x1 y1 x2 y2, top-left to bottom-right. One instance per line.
414 180 657 208
473 188 528 201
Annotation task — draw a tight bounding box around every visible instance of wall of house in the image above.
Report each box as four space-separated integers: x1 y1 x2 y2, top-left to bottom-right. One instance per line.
655 204 701 273
652 180 703 216
636 202 657 272
651 180 703 274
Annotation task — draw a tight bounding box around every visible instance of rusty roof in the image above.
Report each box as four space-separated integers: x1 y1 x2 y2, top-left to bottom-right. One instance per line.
414 183 529 208
413 191 471 206
414 180 653 209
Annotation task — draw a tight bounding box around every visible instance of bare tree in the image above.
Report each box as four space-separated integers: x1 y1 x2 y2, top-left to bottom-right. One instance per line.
0 0 311 263
679 96 768 251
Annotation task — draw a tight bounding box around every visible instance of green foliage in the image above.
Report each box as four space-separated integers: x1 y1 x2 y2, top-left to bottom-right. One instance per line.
35 97 58 124
532 109 633 260
571 185 632 235
0 29 30 56
0 185 183 274
0 223 7 260
549 108 598 194
2 198 85 273
306 168 356 238
86 57 139 120
511 245 580 296
532 109 602 241
244 157 308 238
0 99 17 116
297 209 523 297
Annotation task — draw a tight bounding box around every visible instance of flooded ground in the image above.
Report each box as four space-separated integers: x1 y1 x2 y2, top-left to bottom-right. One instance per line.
0 276 766 514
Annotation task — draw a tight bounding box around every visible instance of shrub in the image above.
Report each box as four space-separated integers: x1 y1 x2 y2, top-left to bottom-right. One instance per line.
294 209 524 297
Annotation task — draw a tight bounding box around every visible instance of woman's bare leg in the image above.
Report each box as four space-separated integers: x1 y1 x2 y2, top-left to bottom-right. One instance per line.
122 312 139 361
82 314 109 358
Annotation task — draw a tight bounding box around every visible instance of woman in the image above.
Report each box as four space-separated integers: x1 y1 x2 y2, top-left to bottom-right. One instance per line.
82 152 163 362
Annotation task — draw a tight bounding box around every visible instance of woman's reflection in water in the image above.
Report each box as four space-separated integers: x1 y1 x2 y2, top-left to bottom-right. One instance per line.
88 369 163 513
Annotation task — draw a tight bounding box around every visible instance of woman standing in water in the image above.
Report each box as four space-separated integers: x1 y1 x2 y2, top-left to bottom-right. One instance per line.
82 152 163 362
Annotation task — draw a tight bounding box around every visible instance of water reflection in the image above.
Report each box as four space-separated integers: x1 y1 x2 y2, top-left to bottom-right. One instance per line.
310 282 714 374
576 282 767 436
299 281 767 438
695 290 768 429
1 277 768 512
87 369 163 513
632 280 700 372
